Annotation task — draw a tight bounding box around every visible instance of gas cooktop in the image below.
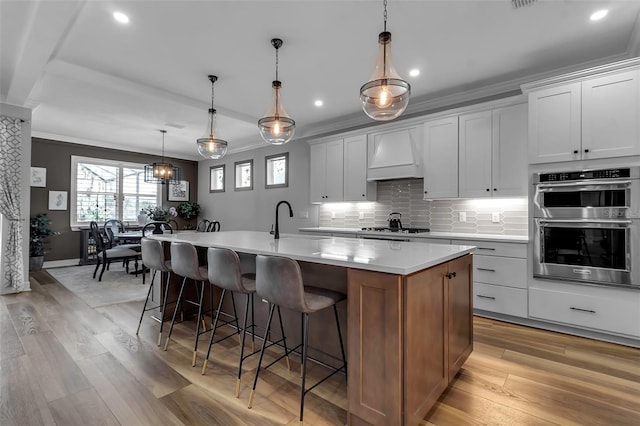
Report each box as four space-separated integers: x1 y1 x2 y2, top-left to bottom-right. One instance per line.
361 227 430 234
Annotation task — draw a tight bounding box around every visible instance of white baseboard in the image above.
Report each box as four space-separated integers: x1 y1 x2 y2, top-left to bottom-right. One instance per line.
44 258 80 268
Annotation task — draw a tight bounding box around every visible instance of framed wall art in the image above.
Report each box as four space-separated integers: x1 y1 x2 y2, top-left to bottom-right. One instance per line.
168 180 189 201
48 190 68 210
30 167 46 187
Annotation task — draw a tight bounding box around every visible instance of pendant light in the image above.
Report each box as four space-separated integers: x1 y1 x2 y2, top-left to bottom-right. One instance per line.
144 130 181 184
359 0 411 121
258 38 295 145
197 75 228 159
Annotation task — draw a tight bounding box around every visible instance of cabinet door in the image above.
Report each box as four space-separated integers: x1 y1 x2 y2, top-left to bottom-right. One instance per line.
492 103 528 197
582 69 640 159
459 110 493 198
528 82 581 164
423 116 459 199
309 139 344 203
344 135 375 201
446 254 473 381
309 143 327 203
325 139 344 202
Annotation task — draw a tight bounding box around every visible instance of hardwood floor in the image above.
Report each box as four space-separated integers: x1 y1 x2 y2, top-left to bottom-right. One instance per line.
1 272 639 425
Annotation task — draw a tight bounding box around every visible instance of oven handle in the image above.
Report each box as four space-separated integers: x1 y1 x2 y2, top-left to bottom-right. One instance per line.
536 180 633 190
538 219 633 225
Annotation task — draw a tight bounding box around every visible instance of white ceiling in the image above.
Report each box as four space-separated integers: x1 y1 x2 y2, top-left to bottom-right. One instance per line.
2 0 640 161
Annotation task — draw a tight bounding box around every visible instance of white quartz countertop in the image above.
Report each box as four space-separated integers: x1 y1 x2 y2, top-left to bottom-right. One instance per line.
149 231 475 275
298 227 529 243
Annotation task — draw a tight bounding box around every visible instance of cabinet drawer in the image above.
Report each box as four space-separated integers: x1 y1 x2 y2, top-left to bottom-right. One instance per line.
474 255 527 289
529 285 640 337
452 239 527 258
473 282 527 318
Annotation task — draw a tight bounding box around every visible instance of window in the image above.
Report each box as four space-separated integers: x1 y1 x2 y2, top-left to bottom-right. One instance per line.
265 152 288 188
234 160 253 191
71 156 159 228
210 164 225 193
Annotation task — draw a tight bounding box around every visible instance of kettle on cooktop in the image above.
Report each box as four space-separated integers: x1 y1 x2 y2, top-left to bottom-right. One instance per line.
388 212 403 230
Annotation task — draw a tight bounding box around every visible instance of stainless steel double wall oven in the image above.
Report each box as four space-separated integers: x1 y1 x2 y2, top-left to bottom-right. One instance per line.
533 167 640 288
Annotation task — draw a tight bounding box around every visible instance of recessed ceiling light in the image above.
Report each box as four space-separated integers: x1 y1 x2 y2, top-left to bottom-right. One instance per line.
113 11 130 24
314 100 323 107
590 9 608 21
409 69 420 77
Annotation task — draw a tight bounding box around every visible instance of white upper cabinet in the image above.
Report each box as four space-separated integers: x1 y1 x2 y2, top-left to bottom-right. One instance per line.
582 70 640 159
527 62 640 164
423 116 459 199
310 139 343 203
459 104 528 198
527 83 581 164
458 110 493 198
492 103 528 197
344 135 376 201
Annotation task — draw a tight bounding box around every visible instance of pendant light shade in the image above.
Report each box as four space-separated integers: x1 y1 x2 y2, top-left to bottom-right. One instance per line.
197 75 228 159
144 130 181 184
360 0 411 121
258 38 295 145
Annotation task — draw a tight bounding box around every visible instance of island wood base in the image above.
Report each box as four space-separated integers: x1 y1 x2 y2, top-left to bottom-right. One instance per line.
347 254 473 425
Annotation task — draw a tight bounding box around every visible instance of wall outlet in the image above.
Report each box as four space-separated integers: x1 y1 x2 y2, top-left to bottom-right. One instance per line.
459 212 466 222
492 212 500 223
331 211 336 219
359 211 365 220
299 210 309 219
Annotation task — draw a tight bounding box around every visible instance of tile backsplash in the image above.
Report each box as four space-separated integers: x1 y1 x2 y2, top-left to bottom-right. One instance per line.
318 178 528 236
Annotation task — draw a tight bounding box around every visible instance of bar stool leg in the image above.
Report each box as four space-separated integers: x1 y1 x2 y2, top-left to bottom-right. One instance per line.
334 304 348 381
136 269 156 335
158 270 172 346
201 288 227 375
230 292 242 345
251 293 256 352
276 306 291 371
248 303 275 409
235 293 251 397
164 277 187 351
300 312 310 425
192 281 206 367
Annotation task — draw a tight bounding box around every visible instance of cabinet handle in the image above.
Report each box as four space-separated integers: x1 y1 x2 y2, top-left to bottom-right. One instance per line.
362 194 365 197
570 306 596 314
477 294 496 300
445 271 457 279
424 191 428 194
573 150 579 154
493 188 497 192
477 247 496 251
584 149 590 153
477 267 496 272
486 188 490 192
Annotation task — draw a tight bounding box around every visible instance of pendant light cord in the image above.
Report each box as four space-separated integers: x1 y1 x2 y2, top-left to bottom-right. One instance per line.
161 130 166 163
274 44 280 118
383 0 387 32
210 80 215 135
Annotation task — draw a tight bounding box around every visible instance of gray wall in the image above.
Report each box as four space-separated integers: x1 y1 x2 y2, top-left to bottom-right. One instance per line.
31 138 198 262
197 141 318 233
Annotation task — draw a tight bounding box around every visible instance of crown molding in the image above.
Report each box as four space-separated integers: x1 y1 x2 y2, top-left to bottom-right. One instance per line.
521 56 640 93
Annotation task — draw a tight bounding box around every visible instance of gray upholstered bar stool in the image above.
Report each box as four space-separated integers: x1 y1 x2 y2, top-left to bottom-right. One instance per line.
137 237 174 346
201 247 260 398
164 242 211 367
248 254 348 425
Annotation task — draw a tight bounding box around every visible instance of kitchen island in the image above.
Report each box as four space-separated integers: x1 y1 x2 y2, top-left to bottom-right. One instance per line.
149 231 475 425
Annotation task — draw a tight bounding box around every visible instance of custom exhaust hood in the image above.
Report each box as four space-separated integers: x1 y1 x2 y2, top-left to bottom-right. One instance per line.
367 126 422 181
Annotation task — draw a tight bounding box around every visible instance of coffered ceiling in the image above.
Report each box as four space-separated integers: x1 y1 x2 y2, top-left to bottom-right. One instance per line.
2 0 639 160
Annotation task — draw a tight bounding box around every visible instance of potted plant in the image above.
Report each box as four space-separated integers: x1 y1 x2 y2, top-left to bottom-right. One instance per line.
176 201 200 229
29 213 58 272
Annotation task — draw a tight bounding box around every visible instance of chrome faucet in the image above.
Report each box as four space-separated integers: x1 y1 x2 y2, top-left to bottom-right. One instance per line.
274 200 293 239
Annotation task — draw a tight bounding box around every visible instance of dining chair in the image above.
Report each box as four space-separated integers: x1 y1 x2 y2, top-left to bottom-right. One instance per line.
196 219 210 232
205 221 221 232
104 219 141 252
90 221 141 282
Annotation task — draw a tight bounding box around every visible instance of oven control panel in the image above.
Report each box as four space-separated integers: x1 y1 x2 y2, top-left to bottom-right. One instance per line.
538 168 632 183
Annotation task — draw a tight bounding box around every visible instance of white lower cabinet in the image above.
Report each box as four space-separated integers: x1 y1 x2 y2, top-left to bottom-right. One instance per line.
529 282 640 337
452 239 528 318
474 283 528 317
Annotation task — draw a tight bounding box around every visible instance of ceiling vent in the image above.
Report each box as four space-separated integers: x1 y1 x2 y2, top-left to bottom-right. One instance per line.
512 0 536 9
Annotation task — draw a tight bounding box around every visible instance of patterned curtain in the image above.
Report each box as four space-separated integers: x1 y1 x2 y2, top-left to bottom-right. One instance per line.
0 116 24 291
